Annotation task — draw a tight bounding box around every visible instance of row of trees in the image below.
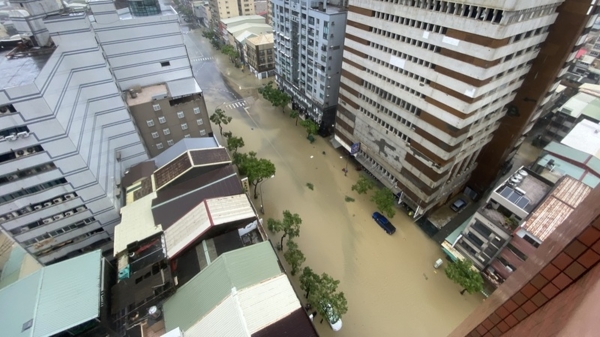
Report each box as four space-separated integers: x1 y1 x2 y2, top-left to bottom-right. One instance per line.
267 210 348 325
351 175 397 218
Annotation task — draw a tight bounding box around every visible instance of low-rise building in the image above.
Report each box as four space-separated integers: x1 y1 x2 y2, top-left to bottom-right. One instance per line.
218 14 265 41
194 0 211 27
126 78 212 157
452 168 553 271
245 33 274 79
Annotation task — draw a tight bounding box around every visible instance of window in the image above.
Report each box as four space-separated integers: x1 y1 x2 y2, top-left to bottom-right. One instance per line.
153 104 161 111
196 118 204 125
160 61 170 67
181 123 188 130
177 111 184 119
163 128 170 135
167 139 174 146
184 134 191 138
151 132 159 139
523 235 540 248
193 107 200 114
200 129 206 136
158 116 166 124
146 120 155 127
156 143 164 149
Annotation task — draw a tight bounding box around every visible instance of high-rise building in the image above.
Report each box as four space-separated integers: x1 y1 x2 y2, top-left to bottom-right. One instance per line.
271 0 347 130
209 0 256 28
335 1 568 216
0 0 201 264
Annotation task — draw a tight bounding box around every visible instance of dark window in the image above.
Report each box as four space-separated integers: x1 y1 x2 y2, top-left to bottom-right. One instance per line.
466 232 484 248
160 61 171 67
473 221 493 238
523 235 540 248
506 244 528 261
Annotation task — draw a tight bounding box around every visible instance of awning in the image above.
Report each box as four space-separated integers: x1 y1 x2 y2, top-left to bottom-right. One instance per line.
330 137 342 149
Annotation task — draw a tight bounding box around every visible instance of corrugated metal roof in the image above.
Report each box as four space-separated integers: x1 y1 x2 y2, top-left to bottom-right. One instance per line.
206 194 256 226
522 176 592 241
544 141 590 164
184 295 249 337
153 138 220 169
163 242 281 332
166 77 202 98
33 251 102 337
114 192 162 256
561 119 600 159
0 250 102 337
0 245 25 283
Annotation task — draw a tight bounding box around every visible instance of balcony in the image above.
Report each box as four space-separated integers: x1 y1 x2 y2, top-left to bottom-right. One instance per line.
479 205 518 234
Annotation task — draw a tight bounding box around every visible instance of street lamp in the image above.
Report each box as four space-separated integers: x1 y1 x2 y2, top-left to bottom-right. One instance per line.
340 155 349 176
259 174 275 214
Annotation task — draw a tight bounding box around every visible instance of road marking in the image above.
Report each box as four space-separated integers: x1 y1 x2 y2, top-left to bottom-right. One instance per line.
224 100 247 110
191 57 214 62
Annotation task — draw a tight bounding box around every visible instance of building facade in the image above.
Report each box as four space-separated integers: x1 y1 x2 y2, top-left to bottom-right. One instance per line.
246 33 275 79
126 79 212 157
271 0 347 131
209 0 256 28
335 0 566 216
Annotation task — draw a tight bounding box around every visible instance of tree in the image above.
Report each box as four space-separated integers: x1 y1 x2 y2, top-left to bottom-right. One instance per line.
236 151 276 199
307 273 348 325
289 110 300 126
283 240 305 276
209 108 232 136
300 267 320 299
445 258 484 295
220 45 239 63
267 210 301 250
223 132 244 154
370 187 396 218
351 175 375 195
258 81 290 112
300 119 319 137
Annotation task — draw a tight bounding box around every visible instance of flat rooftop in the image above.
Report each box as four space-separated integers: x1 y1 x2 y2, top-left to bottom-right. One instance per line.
494 168 552 213
561 119 600 159
0 47 54 89
309 4 346 14
125 83 169 106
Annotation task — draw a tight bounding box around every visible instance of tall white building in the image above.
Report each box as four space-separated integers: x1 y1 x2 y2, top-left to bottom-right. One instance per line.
335 0 565 216
0 0 196 264
271 0 347 130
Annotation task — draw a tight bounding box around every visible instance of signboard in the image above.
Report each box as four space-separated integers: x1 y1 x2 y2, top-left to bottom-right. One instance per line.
350 142 361 155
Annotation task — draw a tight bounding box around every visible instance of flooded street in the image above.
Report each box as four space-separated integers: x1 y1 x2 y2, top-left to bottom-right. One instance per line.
188 29 483 337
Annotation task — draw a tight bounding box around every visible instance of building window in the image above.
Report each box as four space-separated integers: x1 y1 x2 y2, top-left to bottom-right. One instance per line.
153 104 161 111
181 123 188 130
167 139 174 146
184 134 191 138
146 120 155 127
158 116 166 124
523 235 540 248
177 111 184 119
151 132 159 139
196 118 204 125
193 107 200 114
200 129 206 136
163 128 170 135
160 61 170 67
156 143 164 149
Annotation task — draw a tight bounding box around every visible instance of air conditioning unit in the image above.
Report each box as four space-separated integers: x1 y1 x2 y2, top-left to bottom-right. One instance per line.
5 135 16 141
53 198 63 204
53 214 64 220
16 132 29 138
26 147 35 154
0 217 6 223
64 193 75 200
21 207 32 214
6 213 14 219
15 150 26 157
20 227 29 233
76 207 86 212
43 218 54 224
43 202 52 207
7 175 18 181
116 151 121 161
64 211 74 217
34 205 42 210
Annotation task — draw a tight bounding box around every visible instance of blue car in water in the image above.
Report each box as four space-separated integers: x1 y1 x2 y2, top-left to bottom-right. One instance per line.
372 212 396 235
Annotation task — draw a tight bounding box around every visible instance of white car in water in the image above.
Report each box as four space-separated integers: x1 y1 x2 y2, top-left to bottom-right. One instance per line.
321 302 342 331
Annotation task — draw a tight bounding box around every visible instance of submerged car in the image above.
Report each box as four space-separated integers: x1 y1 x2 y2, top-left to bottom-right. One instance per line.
321 302 342 331
372 212 396 235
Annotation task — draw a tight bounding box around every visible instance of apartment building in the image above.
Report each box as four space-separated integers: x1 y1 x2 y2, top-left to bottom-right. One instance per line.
126 79 212 157
336 0 566 216
0 0 199 264
209 0 256 28
246 33 275 79
271 0 347 131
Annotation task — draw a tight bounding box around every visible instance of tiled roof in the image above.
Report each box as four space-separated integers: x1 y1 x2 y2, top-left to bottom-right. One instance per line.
189 148 230 166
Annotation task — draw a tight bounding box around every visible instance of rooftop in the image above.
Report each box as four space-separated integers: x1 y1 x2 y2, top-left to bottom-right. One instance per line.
125 83 169 106
557 92 600 121
153 137 220 168
221 15 266 25
493 168 553 213
522 176 592 241
561 119 600 159
113 192 162 256
227 23 272 35
165 194 256 259
0 46 54 89
163 242 282 332
536 153 600 188
0 250 102 337
122 161 157 189
246 33 274 46
165 77 202 98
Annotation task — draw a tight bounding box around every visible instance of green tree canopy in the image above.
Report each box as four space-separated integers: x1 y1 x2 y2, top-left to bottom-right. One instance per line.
223 132 244 154
300 119 319 137
209 108 232 135
299 267 320 299
289 110 299 126
267 210 301 250
351 175 375 195
283 239 305 276
370 187 396 218
258 81 290 112
307 273 348 325
445 259 484 295
236 151 276 199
